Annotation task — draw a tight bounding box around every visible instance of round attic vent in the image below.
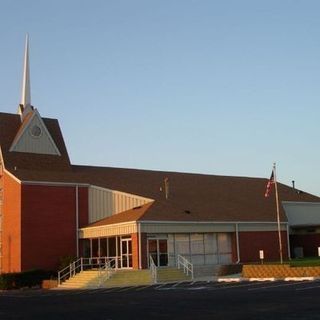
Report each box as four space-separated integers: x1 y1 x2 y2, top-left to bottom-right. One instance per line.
30 125 42 137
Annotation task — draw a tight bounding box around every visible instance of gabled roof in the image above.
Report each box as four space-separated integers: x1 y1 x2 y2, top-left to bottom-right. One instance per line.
86 202 154 227
9 109 61 155
0 112 71 172
1 111 319 225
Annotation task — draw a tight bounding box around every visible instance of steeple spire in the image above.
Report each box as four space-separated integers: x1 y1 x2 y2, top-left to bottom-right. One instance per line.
18 34 33 120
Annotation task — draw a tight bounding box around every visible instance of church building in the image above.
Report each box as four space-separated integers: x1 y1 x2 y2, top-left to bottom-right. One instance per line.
1 37 320 274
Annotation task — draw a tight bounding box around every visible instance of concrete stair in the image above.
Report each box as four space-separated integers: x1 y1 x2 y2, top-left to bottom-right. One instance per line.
104 270 152 287
59 270 102 289
156 267 192 283
59 267 192 289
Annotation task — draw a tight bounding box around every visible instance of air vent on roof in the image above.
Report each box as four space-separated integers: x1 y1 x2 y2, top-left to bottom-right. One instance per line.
184 210 191 214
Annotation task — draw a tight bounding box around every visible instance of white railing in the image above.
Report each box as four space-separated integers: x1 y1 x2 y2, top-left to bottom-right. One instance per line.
177 255 194 280
58 256 119 285
149 255 157 284
98 258 116 287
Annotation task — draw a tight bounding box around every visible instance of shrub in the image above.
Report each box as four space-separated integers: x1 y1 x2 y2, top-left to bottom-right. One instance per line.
58 255 77 270
0 270 56 290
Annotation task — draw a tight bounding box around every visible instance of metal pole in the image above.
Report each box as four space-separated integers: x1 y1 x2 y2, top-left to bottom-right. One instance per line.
273 163 283 264
75 185 79 257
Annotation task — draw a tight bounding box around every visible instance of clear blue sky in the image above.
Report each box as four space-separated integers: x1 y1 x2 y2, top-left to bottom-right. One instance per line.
1 0 320 195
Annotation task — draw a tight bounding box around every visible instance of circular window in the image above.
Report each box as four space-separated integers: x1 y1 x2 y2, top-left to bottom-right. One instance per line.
30 125 42 137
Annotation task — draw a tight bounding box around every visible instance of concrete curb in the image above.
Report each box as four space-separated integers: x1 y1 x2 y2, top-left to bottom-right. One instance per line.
216 277 319 283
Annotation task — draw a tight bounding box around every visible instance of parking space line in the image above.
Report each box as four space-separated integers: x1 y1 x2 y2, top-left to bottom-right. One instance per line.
116 287 134 292
100 287 123 293
172 282 183 288
155 283 168 289
135 285 152 291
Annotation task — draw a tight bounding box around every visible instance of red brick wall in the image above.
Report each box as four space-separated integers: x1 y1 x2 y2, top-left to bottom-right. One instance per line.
2 172 21 273
131 233 139 269
290 234 320 258
21 184 88 271
140 233 148 269
131 232 148 269
231 232 238 263
131 233 148 269
239 231 288 262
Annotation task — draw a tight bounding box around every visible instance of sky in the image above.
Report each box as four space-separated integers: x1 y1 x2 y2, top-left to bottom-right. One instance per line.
1 0 320 195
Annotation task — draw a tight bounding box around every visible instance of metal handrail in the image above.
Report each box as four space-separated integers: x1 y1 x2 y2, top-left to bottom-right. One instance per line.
58 257 82 285
57 256 119 285
98 258 116 287
149 255 157 284
177 255 194 280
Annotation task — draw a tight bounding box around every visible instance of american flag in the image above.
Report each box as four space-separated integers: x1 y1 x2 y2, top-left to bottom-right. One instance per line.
264 170 275 197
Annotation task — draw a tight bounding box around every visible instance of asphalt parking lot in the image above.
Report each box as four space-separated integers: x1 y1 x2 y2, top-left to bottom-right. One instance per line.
1 280 320 319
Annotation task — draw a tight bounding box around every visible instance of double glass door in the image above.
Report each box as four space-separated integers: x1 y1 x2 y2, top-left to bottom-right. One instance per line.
148 239 168 267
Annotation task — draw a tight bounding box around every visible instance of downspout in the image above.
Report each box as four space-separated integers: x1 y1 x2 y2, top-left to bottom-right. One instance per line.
138 222 142 269
235 223 240 264
75 185 79 257
286 223 291 260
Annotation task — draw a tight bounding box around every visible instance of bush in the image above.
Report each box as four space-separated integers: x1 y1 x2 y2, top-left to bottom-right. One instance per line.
58 255 77 270
0 270 56 290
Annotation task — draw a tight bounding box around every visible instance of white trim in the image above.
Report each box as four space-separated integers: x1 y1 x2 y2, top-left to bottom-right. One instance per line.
9 110 37 152
139 220 288 225
22 180 89 187
286 223 291 260
138 222 142 269
235 223 240 263
79 221 137 232
33 109 61 156
4 169 21 184
9 109 61 156
80 220 289 232
0 147 4 169
282 201 320 206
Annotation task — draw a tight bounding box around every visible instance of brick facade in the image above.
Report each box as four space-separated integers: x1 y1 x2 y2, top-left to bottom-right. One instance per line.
239 231 288 262
2 172 21 272
2 182 89 272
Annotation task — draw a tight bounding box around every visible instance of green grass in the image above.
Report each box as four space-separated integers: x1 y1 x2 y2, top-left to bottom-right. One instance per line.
249 257 320 267
289 257 320 267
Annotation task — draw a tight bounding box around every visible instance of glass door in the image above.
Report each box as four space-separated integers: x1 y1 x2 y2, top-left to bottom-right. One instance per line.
148 239 168 267
121 238 132 268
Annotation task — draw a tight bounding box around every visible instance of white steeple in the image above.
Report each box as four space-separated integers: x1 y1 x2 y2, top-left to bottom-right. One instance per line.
18 34 33 120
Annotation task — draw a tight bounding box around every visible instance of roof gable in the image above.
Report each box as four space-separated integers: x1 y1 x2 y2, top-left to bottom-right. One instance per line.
9 109 61 156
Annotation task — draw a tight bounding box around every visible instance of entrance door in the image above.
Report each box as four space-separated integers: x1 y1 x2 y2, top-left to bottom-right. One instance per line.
121 238 132 268
148 239 168 267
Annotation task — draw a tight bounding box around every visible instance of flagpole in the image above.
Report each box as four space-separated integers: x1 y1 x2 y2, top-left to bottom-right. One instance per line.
273 162 283 264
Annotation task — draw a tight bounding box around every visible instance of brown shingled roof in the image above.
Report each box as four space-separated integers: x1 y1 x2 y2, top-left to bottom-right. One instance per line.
10 164 320 224
1 112 320 225
0 112 71 172
86 202 154 227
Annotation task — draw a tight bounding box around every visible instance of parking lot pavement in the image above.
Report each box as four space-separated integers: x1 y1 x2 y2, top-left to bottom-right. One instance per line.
1 280 320 319
151 279 320 292
1 279 320 298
